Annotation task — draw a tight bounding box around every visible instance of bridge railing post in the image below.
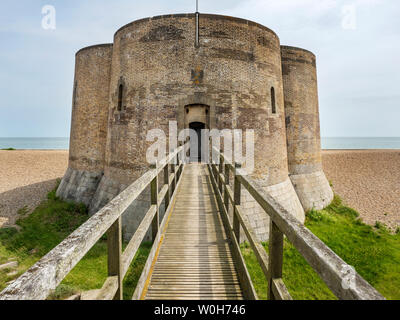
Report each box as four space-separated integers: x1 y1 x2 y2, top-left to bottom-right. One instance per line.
107 216 122 300
267 220 284 300
224 162 230 211
150 163 159 242
170 150 177 195
177 143 183 180
164 164 170 209
233 162 241 243
218 154 224 193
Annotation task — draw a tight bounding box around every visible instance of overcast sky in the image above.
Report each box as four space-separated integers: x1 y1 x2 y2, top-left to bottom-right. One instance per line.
0 0 399 137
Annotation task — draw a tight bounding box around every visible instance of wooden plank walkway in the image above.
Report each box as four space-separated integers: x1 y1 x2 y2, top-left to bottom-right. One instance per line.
143 163 244 300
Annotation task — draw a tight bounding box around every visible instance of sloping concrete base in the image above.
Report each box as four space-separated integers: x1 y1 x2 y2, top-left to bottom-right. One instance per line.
56 168 103 206
290 170 334 211
240 177 305 242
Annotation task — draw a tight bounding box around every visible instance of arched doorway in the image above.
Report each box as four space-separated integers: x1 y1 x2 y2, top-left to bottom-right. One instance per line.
184 104 210 163
189 122 205 162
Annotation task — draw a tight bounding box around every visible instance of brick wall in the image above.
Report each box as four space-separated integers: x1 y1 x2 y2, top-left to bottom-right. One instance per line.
57 44 113 205
57 14 337 240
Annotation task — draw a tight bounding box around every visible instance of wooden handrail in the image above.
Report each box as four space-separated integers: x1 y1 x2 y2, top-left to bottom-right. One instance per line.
0 147 184 301
121 205 157 278
207 160 258 300
0 142 385 301
208 146 385 300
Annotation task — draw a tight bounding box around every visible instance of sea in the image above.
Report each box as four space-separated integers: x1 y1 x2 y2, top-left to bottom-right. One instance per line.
321 137 400 150
0 137 400 150
0 137 69 150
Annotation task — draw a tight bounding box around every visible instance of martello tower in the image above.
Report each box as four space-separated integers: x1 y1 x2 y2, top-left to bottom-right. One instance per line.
57 13 333 241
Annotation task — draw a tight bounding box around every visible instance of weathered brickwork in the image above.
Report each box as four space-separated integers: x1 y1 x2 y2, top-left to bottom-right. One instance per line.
57 44 113 206
58 14 333 241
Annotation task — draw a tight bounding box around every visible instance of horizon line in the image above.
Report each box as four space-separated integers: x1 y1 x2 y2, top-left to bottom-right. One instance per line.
1 136 400 139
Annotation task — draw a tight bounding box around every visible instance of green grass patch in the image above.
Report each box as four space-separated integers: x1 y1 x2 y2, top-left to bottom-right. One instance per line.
241 241 335 300
55 241 152 300
242 195 400 300
1 148 16 151
2 186 398 300
0 188 88 260
0 186 89 291
122 242 152 300
0 186 152 300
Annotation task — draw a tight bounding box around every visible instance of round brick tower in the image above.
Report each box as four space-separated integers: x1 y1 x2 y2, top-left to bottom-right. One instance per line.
281 46 333 210
87 14 305 240
59 14 335 242
57 44 113 205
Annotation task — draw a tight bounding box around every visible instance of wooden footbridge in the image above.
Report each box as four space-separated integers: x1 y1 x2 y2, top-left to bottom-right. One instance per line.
142 164 243 300
0 147 384 300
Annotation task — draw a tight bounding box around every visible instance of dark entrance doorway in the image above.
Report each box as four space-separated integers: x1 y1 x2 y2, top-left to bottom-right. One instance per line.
189 122 205 162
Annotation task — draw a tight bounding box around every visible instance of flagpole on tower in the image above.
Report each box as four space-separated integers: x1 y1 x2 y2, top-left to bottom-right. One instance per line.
195 0 200 47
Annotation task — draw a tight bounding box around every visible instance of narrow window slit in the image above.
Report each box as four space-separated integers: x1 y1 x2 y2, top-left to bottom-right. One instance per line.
271 87 276 114
118 84 123 111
